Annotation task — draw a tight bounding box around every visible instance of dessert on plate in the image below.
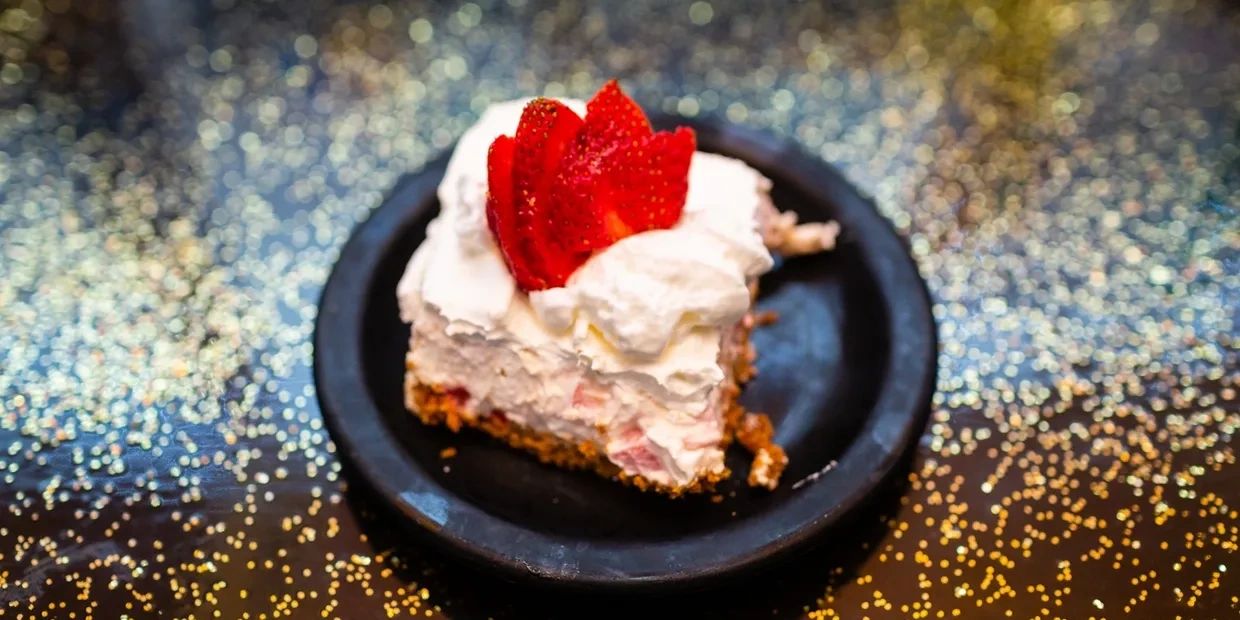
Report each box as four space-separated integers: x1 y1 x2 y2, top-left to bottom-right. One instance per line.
396 81 836 495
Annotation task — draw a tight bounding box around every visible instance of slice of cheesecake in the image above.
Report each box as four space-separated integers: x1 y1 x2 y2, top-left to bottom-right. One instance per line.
396 81 835 495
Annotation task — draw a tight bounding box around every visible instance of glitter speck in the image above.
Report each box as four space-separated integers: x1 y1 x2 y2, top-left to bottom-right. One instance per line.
408 18 433 44
0 1 1236 617
689 2 715 26
1149 265 1173 285
293 34 318 58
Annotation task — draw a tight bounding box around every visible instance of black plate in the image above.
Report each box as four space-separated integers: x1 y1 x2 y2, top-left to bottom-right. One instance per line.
314 116 936 590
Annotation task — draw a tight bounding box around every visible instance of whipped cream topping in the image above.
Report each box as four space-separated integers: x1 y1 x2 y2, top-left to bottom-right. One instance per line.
396 98 777 485
532 227 764 359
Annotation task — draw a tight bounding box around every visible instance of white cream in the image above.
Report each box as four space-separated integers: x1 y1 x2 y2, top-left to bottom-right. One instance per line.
396 99 776 486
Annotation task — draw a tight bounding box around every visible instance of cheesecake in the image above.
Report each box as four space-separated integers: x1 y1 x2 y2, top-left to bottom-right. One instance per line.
396 81 836 495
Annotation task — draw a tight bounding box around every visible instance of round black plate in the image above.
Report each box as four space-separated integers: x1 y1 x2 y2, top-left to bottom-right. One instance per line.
314 116 936 590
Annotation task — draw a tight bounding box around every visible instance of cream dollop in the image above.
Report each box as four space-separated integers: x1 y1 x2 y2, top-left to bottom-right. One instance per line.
523 126 774 359
533 228 765 359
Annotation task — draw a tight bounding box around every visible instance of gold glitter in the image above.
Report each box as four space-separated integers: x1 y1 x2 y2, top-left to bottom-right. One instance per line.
0 0 1236 617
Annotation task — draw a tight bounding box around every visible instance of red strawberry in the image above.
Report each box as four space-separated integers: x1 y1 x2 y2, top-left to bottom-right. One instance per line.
548 139 630 256
581 79 652 156
550 86 694 254
511 99 584 288
513 99 584 201
548 81 654 255
612 126 695 232
485 81 696 291
485 134 542 288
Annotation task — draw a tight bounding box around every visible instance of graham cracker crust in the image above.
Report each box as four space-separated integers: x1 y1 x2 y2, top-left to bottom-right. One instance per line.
403 313 785 496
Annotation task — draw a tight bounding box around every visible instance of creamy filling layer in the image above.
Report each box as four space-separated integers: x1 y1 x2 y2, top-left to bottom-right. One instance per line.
405 310 744 486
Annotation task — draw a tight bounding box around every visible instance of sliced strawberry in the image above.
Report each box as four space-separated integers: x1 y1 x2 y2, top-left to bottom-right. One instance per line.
551 95 693 252
485 134 545 289
513 99 585 203
486 81 696 291
511 99 584 288
548 143 629 256
583 79 652 154
548 81 653 255
612 126 695 232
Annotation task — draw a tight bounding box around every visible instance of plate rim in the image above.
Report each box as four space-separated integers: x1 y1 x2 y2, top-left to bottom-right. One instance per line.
314 115 937 590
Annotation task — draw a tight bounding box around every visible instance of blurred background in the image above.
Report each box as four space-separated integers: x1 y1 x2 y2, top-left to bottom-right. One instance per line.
0 0 1236 617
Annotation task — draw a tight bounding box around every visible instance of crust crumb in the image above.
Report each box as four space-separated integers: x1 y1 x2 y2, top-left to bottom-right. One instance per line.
737 412 775 446
755 310 780 326
764 210 839 256
439 447 457 459
736 412 789 490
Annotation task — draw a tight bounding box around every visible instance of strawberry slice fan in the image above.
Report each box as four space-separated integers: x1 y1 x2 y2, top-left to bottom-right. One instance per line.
485 80 697 291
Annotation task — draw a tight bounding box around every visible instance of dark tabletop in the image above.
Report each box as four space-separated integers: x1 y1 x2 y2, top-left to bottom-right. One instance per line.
0 0 1237 618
